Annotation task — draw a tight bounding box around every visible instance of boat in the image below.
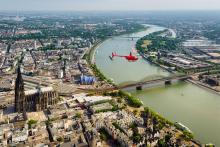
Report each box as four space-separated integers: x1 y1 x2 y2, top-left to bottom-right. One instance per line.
175 122 193 133
205 143 215 147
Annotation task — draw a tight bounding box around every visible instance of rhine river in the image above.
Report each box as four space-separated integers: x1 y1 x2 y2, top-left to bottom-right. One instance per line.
95 25 220 146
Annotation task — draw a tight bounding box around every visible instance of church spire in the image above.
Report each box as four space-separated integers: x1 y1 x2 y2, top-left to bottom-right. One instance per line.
15 66 26 116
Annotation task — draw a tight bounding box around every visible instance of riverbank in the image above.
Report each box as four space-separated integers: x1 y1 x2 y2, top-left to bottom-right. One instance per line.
85 25 149 84
93 24 220 146
136 28 220 96
187 79 220 95
83 39 104 64
89 27 148 64
85 26 148 65
90 26 201 143
139 50 220 96
138 51 177 74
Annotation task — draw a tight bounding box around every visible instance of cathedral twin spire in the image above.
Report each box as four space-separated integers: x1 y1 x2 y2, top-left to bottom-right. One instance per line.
14 66 26 115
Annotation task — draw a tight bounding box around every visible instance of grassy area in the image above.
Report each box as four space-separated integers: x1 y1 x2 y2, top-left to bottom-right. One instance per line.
136 29 180 52
141 40 152 49
92 100 120 113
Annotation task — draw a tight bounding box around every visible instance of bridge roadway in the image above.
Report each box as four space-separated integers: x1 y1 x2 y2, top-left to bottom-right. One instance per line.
119 75 190 91
122 36 141 39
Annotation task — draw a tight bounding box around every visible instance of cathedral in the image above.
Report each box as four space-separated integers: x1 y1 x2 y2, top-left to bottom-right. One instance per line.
15 67 58 113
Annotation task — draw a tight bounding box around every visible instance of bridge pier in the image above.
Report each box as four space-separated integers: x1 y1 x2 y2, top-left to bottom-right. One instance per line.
165 80 172 85
121 75 189 91
136 86 142 91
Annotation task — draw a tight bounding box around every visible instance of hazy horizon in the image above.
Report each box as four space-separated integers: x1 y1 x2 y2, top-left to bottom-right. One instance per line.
1 0 220 11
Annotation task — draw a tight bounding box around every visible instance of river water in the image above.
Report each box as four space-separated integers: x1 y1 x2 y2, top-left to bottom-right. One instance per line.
95 25 220 146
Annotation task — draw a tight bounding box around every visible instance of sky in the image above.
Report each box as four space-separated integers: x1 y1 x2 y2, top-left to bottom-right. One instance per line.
1 0 220 11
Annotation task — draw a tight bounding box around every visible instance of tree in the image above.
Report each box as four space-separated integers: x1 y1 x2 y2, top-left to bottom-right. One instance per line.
57 137 64 142
75 112 82 118
165 134 172 144
158 139 168 147
144 107 151 118
27 119 38 129
182 130 194 141
133 110 138 116
153 116 158 125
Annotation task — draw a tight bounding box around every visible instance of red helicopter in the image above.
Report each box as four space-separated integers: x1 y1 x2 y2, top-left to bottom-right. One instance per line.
110 51 138 62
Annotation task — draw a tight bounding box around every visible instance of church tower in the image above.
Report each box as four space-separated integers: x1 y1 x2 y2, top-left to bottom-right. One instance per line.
15 66 26 114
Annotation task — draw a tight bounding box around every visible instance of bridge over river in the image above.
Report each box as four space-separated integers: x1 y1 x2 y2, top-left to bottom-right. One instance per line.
122 36 142 39
119 75 190 91
94 25 220 145
121 36 142 40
